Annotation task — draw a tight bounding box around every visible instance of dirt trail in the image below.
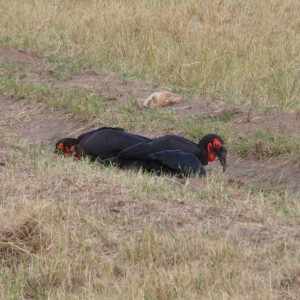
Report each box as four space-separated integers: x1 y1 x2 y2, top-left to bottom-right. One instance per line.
1 48 299 195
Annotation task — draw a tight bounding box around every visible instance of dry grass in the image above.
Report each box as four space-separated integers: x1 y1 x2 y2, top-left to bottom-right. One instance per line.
1 0 300 109
1 1 300 298
0 132 300 299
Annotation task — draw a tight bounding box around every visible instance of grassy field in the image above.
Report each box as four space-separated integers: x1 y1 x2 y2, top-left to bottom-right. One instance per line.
1 0 300 299
1 133 300 299
1 0 300 109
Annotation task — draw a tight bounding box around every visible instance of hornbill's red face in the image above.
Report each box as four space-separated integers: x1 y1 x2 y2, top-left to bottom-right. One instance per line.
199 134 227 172
54 138 81 159
69 145 82 160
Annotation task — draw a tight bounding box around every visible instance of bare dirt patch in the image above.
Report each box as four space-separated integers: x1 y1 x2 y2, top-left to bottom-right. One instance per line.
224 152 300 195
0 94 93 144
230 112 300 138
0 48 53 83
1 48 300 195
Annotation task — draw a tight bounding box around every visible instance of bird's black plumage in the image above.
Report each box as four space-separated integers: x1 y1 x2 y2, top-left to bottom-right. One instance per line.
55 127 123 154
117 133 227 175
55 128 226 177
55 127 151 161
76 128 151 160
149 150 206 176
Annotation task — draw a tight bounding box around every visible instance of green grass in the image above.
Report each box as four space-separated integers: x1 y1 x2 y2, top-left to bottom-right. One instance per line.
45 55 87 81
1 0 300 109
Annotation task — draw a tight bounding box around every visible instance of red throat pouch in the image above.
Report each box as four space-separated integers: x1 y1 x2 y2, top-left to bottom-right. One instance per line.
207 143 217 162
70 146 76 153
69 146 81 160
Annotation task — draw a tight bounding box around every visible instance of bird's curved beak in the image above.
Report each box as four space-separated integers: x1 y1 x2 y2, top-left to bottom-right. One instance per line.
214 147 227 172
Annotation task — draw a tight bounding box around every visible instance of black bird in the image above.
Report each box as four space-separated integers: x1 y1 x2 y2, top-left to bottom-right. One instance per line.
55 127 151 161
55 127 112 155
116 133 227 176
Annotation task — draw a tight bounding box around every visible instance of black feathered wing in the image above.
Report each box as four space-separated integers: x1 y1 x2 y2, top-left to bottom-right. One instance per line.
78 128 151 160
149 150 206 176
77 127 124 143
118 135 201 160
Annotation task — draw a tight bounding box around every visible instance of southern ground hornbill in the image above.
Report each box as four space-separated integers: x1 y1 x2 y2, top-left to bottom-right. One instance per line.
55 128 227 177
55 127 151 161
113 134 227 177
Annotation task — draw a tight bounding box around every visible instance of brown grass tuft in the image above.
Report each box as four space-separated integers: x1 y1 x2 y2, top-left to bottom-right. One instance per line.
0 204 52 264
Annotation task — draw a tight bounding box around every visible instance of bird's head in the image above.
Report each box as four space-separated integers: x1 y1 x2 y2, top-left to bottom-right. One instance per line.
55 138 80 158
198 134 227 172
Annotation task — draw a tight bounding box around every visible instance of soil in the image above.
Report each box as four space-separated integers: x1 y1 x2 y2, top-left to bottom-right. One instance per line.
1 48 300 195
